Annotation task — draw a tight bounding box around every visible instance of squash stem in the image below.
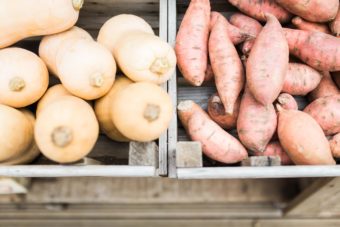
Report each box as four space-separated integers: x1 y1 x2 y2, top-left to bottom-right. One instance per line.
51 126 73 148
150 57 170 76
9 77 25 92
72 0 84 11
90 73 104 88
143 104 160 122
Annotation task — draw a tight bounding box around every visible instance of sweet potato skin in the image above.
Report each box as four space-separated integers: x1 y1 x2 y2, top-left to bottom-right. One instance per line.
237 88 277 152
282 63 323 96
330 133 340 158
283 28 340 72
276 0 339 23
178 100 248 164
247 14 289 105
277 107 335 165
175 0 210 86
207 93 240 130
309 72 340 101
276 93 298 110
292 17 331 34
330 6 340 36
304 95 340 136
228 0 292 23
209 15 244 114
253 141 293 165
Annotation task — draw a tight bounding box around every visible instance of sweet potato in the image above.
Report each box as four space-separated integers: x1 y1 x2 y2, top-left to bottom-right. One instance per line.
304 95 340 136
237 88 277 152
175 0 210 86
282 63 323 96
329 133 340 158
332 71 340 89
283 28 340 72
309 72 340 101
276 93 298 110
178 100 248 164
209 15 244 114
330 6 340 36
292 17 331 34
229 13 263 56
247 14 289 105
253 141 293 165
227 0 292 23
207 93 240 130
276 0 339 23
277 105 335 165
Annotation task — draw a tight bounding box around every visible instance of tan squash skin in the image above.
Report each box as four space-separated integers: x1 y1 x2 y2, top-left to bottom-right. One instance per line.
35 96 99 163
97 14 154 54
39 26 93 76
36 84 72 116
0 48 49 108
0 105 33 162
114 31 176 84
94 76 133 142
0 0 83 48
112 82 173 142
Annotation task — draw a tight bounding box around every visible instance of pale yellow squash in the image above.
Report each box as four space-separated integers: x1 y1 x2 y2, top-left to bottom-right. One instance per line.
94 76 133 142
0 0 83 48
0 48 49 108
112 82 173 142
35 96 99 163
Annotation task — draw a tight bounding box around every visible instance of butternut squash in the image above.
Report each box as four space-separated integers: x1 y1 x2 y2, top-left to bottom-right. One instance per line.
0 48 49 108
39 26 93 76
114 31 176 84
0 0 83 48
97 14 154 54
111 82 173 142
35 96 99 163
94 76 133 142
0 105 33 162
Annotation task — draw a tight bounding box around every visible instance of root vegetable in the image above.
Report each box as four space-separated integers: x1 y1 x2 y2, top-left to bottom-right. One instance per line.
0 48 48 108
247 14 289 105
292 17 331 34
253 141 293 165
175 0 210 86
209 14 244 114
309 72 340 101
178 100 248 164
237 88 277 152
330 133 340 158
276 93 298 110
330 6 340 36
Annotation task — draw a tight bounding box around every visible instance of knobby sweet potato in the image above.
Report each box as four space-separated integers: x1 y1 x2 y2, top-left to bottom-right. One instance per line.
292 17 331 34
237 88 277 152
283 28 340 72
330 133 340 158
277 105 335 165
247 14 289 105
276 93 298 110
304 94 340 136
175 0 210 86
276 0 339 23
309 72 340 101
282 63 323 96
253 141 293 165
228 0 292 23
330 6 340 36
178 100 248 164
209 15 244 114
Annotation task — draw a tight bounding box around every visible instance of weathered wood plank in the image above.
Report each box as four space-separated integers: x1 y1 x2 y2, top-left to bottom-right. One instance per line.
241 157 281 167
176 142 202 168
128 142 158 166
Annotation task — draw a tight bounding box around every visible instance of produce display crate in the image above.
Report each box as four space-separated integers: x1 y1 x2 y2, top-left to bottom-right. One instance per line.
0 0 169 178
167 0 340 179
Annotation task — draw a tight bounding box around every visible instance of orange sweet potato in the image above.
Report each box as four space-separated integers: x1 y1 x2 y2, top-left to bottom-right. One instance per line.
282 63 323 96
276 93 298 110
229 13 263 56
253 141 293 165
207 93 240 130
309 72 340 101
276 0 339 23
283 28 340 72
247 14 289 105
292 17 331 34
175 0 210 86
209 15 244 114
304 94 340 135
330 6 340 36
227 0 292 23
178 100 248 164
237 88 277 152
330 133 340 158
277 105 335 165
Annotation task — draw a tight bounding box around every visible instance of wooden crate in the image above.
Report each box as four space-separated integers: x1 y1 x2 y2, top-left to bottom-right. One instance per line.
0 0 169 178
167 0 340 179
